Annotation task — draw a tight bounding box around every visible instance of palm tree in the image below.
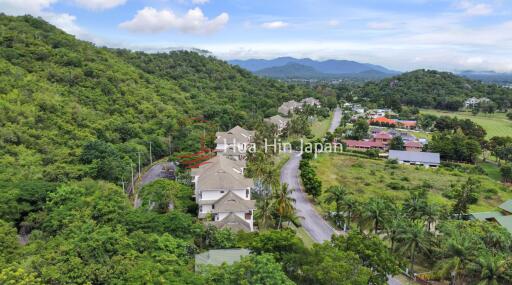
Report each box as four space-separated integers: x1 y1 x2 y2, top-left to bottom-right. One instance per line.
472 253 511 285
362 197 391 234
340 195 359 232
435 234 475 285
423 203 440 232
271 183 296 229
402 189 428 221
255 198 275 230
397 221 432 275
324 185 347 229
385 211 407 252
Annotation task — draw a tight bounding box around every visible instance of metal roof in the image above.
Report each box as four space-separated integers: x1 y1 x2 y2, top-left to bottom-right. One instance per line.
195 249 251 270
388 150 440 165
499 200 512 213
470 211 504 221
495 216 512 234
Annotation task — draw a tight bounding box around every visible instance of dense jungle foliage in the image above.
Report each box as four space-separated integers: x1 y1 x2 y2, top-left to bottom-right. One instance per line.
0 14 313 184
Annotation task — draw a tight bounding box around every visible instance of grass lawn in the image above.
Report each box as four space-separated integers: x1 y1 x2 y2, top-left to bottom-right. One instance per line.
311 112 333 139
311 153 512 213
421 109 512 138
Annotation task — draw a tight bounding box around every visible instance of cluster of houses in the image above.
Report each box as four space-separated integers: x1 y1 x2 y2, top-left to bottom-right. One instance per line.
191 126 257 232
470 200 512 234
264 97 321 133
343 130 440 167
344 130 425 152
464 97 491 109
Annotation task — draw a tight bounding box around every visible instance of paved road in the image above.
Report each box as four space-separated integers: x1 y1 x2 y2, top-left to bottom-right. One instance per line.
139 162 175 188
328 107 342 133
280 152 337 242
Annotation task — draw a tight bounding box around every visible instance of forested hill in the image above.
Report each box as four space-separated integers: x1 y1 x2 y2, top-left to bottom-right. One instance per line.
0 14 313 183
352 69 512 111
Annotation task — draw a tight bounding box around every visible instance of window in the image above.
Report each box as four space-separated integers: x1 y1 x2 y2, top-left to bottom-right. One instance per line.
246 189 249 198
220 191 225 194
245 212 252 220
199 206 203 213
212 204 215 210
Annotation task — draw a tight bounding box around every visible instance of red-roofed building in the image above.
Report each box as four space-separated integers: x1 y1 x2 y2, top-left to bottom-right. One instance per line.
372 131 393 145
397 120 417 130
405 141 423 152
369 117 397 127
344 140 386 151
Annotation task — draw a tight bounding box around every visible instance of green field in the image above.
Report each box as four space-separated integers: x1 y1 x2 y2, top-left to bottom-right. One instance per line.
421 109 512 138
311 153 512 213
311 113 333 139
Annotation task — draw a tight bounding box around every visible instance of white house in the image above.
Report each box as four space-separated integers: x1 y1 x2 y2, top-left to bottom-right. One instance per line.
215 126 255 160
191 156 256 232
264 114 290 133
388 150 440 168
301 97 321 107
464 97 491 108
278 100 303 115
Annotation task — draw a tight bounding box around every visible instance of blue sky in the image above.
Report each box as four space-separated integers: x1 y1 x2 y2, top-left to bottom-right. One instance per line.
1 0 512 71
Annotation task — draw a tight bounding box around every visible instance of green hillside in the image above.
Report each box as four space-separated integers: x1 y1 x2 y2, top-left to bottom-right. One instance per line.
353 69 512 111
0 14 312 183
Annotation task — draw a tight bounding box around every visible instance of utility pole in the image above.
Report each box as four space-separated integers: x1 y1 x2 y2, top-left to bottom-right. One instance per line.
137 152 141 179
120 179 125 192
131 164 134 193
168 135 172 156
149 142 153 165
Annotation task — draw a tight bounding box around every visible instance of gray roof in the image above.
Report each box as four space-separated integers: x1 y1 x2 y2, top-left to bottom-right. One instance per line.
388 150 440 165
264 115 290 126
301 97 321 106
278 100 302 115
215 126 255 145
499 200 512 213
192 156 253 191
195 249 250 270
212 191 256 213
470 211 504 221
210 213 252 232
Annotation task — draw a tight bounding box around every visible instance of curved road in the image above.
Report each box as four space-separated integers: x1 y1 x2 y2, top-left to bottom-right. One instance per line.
281 152 338 242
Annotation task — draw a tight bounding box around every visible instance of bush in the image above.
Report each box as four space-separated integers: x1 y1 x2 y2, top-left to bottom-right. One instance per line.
386 182 405 191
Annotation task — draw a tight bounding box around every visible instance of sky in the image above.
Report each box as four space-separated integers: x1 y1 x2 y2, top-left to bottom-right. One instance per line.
1 0 512 72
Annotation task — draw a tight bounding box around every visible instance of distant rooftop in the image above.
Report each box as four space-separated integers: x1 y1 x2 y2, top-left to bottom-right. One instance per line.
388 150 440 165
195 249 251 271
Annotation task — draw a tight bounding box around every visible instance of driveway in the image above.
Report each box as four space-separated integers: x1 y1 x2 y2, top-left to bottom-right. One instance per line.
328 107 342 133
280 152 337 242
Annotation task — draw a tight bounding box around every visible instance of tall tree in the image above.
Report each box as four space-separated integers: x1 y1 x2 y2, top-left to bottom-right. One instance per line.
271 183 296 229
324 185 348 229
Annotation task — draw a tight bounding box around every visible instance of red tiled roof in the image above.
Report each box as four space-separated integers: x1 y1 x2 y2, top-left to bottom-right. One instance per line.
344 140 385 149
373 131 393 139
398 120 417 127
369 117 397 124
405 141 423 148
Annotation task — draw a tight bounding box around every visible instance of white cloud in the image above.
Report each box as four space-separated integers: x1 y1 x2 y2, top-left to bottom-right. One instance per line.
73 0 126 11
192 0 209 4
0 0 57 15
328 19 340 27
261 21 288 29
456 0 493 16
0 0 91 39
367 21 394 29
119 7 229 34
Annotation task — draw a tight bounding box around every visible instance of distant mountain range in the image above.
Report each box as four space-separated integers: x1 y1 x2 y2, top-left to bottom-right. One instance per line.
229 57 399 80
